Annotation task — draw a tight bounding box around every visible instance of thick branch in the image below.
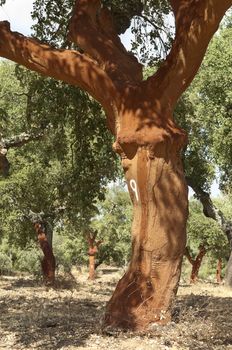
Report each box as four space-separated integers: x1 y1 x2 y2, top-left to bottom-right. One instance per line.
68 0 143 83
147 0 232 108
0 21 117 129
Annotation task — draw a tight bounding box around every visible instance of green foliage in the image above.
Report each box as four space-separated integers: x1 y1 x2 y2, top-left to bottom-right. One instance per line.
0 60 119 255
0 252 13 275
187 199 229 261
53 228 88 272
0 238 41 276
175 24 232 192
14 245 42 276
31 0 172 65
92 185 132 266
0 60 120 276
0 62 28 136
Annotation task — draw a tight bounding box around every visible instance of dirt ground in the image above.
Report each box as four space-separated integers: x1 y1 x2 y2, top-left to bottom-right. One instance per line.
0 267 232 350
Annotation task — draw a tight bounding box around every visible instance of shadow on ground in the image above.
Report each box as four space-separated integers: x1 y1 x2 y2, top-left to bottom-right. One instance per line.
0 275 232 349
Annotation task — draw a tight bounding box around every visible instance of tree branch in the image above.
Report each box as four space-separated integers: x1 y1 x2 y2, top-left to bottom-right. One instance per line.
68 0 143 84
2 131 44 149
0 130 44 177
0 21 117 130
146 0 232 109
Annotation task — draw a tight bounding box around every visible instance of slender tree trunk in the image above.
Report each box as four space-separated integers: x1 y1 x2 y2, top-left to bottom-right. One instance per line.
105 144 188 330
184 246 206 283
225 252 232 287
34 222 56 285
89 255 96 280
87 231 102 280
216 258 222 284
190 246 206 283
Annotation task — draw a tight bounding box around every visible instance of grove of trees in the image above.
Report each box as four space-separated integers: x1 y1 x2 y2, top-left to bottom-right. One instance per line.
0 0 231 331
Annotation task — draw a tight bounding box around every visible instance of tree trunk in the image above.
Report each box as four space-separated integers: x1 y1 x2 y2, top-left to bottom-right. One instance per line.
87 231 102 280
105 145 188 330
190 246 206 283
34 222 56 285
216 258 222 284
89 255 96 280
184 246 206 283
225 251 232 287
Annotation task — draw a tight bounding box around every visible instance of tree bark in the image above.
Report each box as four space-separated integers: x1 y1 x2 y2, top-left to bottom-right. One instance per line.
185 246 206 283
88 255 96 280
216 258 222 284
225 253 232 287
105 143 188 330
87 231 102 280
34 222 56 285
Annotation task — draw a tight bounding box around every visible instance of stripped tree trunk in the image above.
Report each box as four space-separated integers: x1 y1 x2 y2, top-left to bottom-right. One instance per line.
34 222 56 285
185 246 206 283
105 144 188 328
87 230 102 280
216 258 223 284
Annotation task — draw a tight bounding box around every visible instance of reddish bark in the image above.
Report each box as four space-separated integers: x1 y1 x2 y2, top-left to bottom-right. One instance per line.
185 246 206 283
34 222 56 285
0 0 231 330
87 231 102 280
216 258 223 284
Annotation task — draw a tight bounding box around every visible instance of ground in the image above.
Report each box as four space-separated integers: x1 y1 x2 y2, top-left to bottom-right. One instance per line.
0 267 232 350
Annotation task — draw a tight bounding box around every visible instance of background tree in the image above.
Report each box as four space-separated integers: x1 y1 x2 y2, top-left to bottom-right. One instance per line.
185 200 229 283
92 185 132 268
174 21 232 285
0 60 118 283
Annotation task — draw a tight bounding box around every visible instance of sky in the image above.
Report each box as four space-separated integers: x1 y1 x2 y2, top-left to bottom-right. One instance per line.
0 1 221 197
0 0 33 35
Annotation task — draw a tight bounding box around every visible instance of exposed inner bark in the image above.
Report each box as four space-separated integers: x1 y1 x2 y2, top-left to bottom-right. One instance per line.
105 140 188 330
216 258 222 284
184 246 206 283
34 222 56 285
87 231 102 280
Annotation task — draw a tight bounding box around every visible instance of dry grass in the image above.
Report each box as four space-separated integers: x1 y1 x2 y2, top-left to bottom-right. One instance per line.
0 268 232 350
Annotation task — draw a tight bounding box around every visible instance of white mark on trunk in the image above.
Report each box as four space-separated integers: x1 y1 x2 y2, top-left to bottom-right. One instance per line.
130 179 139 202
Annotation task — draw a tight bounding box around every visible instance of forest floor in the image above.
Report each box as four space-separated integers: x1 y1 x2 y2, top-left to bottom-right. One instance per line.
0 267 232 350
